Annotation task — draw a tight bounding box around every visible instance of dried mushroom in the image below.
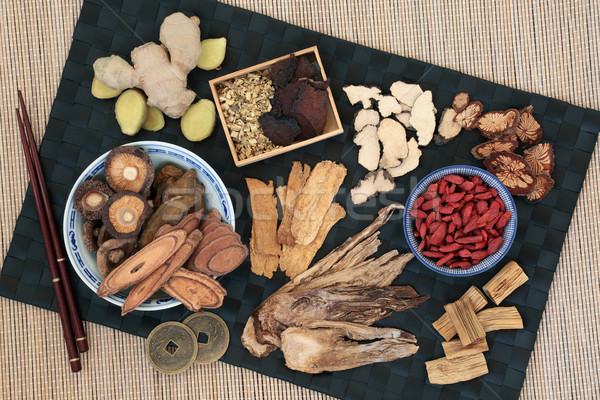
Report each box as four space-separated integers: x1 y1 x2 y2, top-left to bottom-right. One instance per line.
526 173 554 203
477 109 519 139
104 146 154 197
484 152 536 195
343 85 382 108
258 113 301 146
354 108 381 132
83 220 102 252
377 118 408 168
96 238 137 279
434 108 462 146
353 125 380 171
454 101 483 130
386 138 422 178
471 140 519 160
409 91 436 146
390 81 423 108
377 95 404 117
74 180 114 220
102 191 151 239
269 54 298 87
452 92 470 112
524 143 555 175
350 169 395 205
96 225 113 249
515 112 543 148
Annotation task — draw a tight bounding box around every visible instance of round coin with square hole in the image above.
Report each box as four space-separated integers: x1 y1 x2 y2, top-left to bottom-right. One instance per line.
183 312 229 364
145 321 197 374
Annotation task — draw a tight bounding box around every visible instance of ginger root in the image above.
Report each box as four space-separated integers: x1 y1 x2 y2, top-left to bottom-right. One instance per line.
181 99 216 142
198 38 227 70
93 12 201 119
91 77 122 99
115 89 147 136
141 106 165 131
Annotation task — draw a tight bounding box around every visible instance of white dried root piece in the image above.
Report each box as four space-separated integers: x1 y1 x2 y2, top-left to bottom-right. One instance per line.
390 81 423 108
350 169 395 205
477 109 519 139
452 92 470 112
454 101 483 130
343 85 382 108
395 112 412 129
386 138 422 177
377 95 404 117
354 109 381 132
434 108 462 146
353 125 380 171
377 118 408 168
409 91 436 146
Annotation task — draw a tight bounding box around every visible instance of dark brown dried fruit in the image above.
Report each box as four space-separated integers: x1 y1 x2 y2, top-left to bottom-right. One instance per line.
515 112 543 148
477 109 519 139
74 180 114 220
452 92 470 112
287 81 328 140
258 113 301 145
83 220 102 252
293 55 320 80
269 54 298 86
524 142 555 175
484 152 536 195
526 173 554 203
104 146 154 197
471 140 519 160
454 101 483 130
102 190 151 239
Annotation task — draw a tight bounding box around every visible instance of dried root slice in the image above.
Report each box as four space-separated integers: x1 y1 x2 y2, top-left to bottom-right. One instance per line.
515 112 543 148
102 191 151 239
350 169 395 205
451 92 470 112
153 165 183 190
104 146 154 196
353 125 380 171
74 180 114 220
141 106 165 131
181 99 216 142
454 101 483 130
471 139 519 160
520 105 534 114
434 108 462 146
343 85 382 108
432 286 487 341
442 337 488 360
444 298 486 346
483 261 528 305
477 306 523 332
139 195 197 247
96 238 136 278
377 95 404 117
377 118 408 168
163 268 227 312
197 37 227 70
97 229 187 297
477 109 519 139
426 353 488 385
246 178 281 255
526 173 554 203
409 91 435 146
115 89 148 136
188 234 248 276
354 108 380 132
395 112 412 129
91 77 122 99
386 138 422 178
154 210 204 238
277 162 311 246
524 143 555 175
484 152 536 195
390 81 423 108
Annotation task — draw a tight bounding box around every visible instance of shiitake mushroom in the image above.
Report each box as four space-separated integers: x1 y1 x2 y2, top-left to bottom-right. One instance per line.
82 220 102 252
96 238 137 278
74 181 114 220
102 191 151 239
104 146 154 197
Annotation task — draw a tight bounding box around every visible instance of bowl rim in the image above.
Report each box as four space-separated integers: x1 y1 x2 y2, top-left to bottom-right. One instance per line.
63 140 235 310
403 165 517 277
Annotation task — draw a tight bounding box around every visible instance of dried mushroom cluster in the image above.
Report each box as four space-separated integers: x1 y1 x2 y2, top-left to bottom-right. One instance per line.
343 80 436 204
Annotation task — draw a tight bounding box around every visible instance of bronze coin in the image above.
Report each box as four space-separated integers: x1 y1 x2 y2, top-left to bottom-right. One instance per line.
145 321 198 374
183 312 229 364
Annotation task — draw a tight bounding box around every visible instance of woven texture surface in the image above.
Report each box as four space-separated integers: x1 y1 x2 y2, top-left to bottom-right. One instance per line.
1 1 599 399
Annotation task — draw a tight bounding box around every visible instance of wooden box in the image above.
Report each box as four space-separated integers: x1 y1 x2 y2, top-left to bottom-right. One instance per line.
208 46 344 167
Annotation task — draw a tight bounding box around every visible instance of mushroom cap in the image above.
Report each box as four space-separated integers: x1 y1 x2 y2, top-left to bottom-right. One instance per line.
96 238 137 278
74 180 114 220
102 190 151 239
82 220 102 252
104 146 154 197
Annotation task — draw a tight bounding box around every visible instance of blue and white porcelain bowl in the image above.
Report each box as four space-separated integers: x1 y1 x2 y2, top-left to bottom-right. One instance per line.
63 141 235 311
403 165 517 277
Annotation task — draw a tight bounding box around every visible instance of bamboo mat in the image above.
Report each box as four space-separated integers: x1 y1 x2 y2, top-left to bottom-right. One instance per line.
1 0 599 399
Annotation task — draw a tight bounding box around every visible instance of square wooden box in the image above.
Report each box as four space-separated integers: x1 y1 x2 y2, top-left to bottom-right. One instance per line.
208 46 344 167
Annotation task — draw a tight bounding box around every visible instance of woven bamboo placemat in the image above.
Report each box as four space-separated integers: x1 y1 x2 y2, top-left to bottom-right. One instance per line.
1 1 598 399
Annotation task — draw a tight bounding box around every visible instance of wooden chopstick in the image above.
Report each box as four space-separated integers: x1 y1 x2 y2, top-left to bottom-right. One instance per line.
17 90 89 353
16 106 81 372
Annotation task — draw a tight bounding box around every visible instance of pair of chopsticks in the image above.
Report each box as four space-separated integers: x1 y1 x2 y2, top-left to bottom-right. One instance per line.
16 90 88 372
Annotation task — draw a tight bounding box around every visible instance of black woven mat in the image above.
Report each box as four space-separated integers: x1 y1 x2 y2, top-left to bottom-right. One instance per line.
2 0 599 398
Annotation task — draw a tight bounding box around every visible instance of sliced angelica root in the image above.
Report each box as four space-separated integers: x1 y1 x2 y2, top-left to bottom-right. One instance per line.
181 99 216 142
141 106 165 131
197 38 227 70
91 77 123 99
115 89 147 136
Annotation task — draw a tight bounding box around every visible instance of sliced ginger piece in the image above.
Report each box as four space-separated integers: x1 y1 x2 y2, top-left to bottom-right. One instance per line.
91 77 123 99
198 38 227 70
115 89 147 136
141 106 165 131
181 99 216 142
